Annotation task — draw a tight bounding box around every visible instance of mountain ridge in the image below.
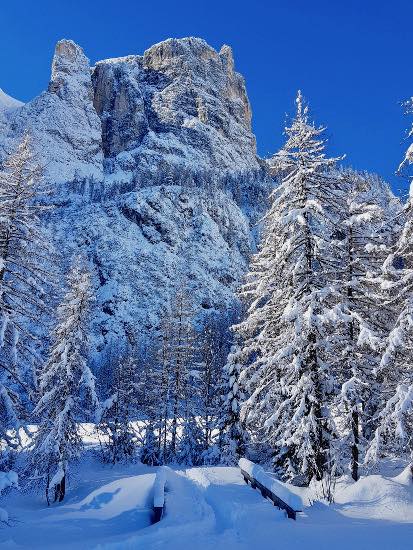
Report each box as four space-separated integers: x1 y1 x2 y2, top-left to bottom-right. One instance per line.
0 37 272 364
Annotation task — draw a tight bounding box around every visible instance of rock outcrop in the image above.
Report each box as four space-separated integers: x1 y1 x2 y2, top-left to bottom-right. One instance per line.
1 40 103 184
0 37 272 363
92 38 257 174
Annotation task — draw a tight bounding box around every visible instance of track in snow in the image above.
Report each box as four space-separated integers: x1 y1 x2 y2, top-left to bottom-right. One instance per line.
2 464 413 549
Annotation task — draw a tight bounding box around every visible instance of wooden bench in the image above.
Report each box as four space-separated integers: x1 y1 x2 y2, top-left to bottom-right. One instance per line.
239 459 302 520
152 467 167 523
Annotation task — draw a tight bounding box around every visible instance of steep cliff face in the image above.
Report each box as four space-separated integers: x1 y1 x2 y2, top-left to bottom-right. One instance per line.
0 37 272 363
92 38 257 174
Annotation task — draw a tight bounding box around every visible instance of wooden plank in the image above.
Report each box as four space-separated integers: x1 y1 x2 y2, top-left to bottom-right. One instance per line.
153 506 163 523
241 468 298 520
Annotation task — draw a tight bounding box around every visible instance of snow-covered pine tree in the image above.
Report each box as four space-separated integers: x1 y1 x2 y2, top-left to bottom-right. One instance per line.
0 134 54 454
397 97 413 182
138 343 162 466
157 318 172 464
170 288 198 463
197 312 234 463
334 169 401 480
365 204 413 465
219 344 247 465
236 91 343 484
29 258 97 504
363 100 413 468
365 227 413 464
157 286 199 464
97 354 138 464
179 413 204 466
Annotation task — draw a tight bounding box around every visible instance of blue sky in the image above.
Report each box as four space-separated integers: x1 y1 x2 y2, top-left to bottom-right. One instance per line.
1 0 412 195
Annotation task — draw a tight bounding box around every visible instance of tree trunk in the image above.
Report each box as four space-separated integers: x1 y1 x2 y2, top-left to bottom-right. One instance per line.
54 475 66 503
351 410 359 481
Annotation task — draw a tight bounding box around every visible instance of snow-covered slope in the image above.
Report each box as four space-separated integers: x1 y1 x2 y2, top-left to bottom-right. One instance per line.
0 88 24 111
0 38 272 361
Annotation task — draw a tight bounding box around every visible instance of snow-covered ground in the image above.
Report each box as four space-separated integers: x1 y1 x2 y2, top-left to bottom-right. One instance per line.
1 454 412 549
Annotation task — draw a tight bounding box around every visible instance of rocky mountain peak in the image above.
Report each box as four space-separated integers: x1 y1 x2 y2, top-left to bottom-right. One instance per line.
219 44 235 75
92 36 257 176
0 36 272 362
48 39 94 102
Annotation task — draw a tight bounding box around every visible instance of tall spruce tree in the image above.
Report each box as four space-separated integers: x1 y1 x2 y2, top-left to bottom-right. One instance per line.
366 200 413 464
138 344 162 466
236 92 344 484
157 286 198 463
198 312 233 463
29 258 97 504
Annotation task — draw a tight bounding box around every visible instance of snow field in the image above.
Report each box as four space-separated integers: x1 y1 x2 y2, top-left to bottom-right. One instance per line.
1 460 413 549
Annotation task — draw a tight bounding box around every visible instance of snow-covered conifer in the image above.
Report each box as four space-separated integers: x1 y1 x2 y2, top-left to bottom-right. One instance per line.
29 258 97 504
169 288 196 461
364 101 413 467
198 312 233 463
334 169 400 480
179 414 204 466
219 345 247 465
138 345 162 466
157 320 172 464
157 286 198 464
236 92 343 483
97 355 138 464
0 134 54 452
366 204 413 464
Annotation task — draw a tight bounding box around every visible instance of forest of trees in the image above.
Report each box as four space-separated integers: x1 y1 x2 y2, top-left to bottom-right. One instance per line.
1 91 413 505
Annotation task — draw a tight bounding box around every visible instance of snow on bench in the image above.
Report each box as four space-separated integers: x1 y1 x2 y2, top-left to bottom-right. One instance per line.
239 458 302 520
153 466 168 523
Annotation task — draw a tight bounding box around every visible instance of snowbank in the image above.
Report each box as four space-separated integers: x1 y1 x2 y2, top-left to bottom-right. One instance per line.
52 474 155 521
0 471 18 523
239 458 302 510
334 468 413 522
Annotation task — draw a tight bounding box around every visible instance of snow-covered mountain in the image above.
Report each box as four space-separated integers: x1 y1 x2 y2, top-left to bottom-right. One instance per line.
0 38 272 363
0 88 24 111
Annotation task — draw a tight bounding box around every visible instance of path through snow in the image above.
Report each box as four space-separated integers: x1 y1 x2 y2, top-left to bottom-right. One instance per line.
1 462 413 549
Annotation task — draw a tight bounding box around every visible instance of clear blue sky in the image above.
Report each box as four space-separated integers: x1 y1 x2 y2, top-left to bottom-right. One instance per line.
2 0 412 196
